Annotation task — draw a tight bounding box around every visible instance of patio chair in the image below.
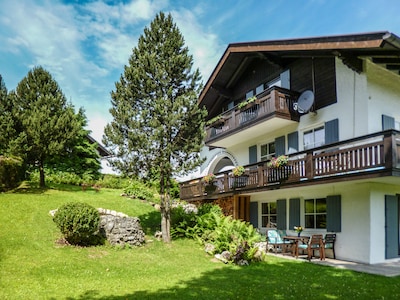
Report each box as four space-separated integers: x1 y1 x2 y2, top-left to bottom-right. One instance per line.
266 229 293 254
324 233 336 259
297 234 325 261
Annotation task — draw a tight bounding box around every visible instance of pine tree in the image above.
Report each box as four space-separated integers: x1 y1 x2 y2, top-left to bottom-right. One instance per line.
46 108 101 180
0 75 16 155
10 67 83 187
103 12 207 242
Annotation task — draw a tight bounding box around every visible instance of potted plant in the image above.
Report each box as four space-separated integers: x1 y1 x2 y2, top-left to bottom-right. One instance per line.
232 166 245 177
231 166 248 189
294 226 303 237
203 173 216 184
238 96 258 111
267 155 289 168
203 173 217 194
206 115 224 127
267 155 291 182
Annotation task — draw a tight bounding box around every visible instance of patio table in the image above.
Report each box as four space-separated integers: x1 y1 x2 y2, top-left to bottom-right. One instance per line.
283 236 310 258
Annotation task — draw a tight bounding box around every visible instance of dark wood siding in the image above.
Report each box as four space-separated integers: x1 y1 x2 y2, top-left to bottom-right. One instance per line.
290 57 337 110
232 58 282 102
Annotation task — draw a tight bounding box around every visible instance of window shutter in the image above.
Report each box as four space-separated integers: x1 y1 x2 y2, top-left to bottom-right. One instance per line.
325 118 339 144
287 131 298 153
275 136 286 156
385 195 399 259
326 195 341 232
249 145 257 164
276 199 287 230
382 114 395 130
289 198 300 229
249 202 258 228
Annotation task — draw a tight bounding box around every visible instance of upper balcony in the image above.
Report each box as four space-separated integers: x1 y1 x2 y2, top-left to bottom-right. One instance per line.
205 86 300 148
180 130 400 201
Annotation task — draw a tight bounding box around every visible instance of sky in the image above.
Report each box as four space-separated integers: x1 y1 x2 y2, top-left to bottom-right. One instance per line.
1 0 399 147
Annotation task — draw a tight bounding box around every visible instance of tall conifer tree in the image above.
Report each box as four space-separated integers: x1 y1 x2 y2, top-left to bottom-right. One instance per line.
10 67 82 187
103 12 207 242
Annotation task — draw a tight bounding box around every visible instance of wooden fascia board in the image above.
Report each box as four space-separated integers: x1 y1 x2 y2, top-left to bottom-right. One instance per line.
228 39 384 53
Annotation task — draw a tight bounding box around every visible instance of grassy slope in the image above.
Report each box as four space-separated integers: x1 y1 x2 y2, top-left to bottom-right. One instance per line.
1 184 400 299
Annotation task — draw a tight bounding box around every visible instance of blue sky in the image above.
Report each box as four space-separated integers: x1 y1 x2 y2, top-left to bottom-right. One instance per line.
1 0 399 145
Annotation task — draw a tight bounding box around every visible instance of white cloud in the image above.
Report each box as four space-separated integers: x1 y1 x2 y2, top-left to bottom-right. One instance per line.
172 8 225 82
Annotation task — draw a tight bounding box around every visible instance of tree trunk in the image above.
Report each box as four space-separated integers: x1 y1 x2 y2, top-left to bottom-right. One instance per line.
39 161 45 188
160 192 171 243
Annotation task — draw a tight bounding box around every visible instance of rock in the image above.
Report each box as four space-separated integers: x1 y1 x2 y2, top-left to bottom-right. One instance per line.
204 243 215 254
214 253 228 264
220 250 231 261
236 259 249 266
99 213 145 247
154 231 162 240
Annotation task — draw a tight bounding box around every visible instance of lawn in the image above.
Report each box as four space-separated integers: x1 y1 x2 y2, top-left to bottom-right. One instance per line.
1 183 400 299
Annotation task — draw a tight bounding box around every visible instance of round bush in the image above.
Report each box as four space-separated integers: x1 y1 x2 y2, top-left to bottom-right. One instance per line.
53 202 100 246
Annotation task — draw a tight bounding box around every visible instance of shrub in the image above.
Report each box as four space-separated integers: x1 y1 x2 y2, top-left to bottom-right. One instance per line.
123 180 158 202
171 204 198 238
96 174 131 189
0 155 24 190
171 203 263 264
29 169 91 186
53 202 101 246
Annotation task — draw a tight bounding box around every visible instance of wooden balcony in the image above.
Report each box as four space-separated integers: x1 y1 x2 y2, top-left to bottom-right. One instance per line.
180 130 400 201
205 86 299 146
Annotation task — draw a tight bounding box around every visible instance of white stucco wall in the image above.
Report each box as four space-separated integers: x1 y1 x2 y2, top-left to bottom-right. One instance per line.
250 180 400 264
366 60 400 133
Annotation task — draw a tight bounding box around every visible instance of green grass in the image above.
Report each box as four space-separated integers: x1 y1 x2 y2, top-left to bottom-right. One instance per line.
1 183 400 299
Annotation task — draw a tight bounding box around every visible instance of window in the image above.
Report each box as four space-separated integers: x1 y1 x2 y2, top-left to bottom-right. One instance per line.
303 126 325 150
262 202 277 227
246 90 254 99
396 120 400 131
261 142 275 161
304 198 326 229
266 77 281 89
256 84 265 95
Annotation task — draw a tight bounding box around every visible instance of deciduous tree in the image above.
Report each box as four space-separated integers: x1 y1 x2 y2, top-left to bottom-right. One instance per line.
103 12 207 242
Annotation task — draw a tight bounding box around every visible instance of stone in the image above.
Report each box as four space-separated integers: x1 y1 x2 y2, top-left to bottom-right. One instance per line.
204 243 215 254
236 259 249 266
50 207 145 247
214 253 228 264
220 250 231 261
99 214 145 247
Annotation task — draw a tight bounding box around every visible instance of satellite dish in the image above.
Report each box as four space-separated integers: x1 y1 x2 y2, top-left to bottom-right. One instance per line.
296 90 314 114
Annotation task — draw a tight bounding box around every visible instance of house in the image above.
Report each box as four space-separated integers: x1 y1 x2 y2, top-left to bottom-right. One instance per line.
179 31 400 264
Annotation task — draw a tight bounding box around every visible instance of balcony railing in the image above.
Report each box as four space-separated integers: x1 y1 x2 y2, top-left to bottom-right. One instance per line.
206 86 299 142
180 130 400 200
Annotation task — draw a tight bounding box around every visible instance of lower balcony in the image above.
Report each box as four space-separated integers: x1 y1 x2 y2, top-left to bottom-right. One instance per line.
180 130 400 200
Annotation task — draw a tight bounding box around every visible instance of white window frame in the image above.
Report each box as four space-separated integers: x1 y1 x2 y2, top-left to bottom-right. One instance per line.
261 202 277 228
303 126 325 150
304 198 327 229
260 141 275 161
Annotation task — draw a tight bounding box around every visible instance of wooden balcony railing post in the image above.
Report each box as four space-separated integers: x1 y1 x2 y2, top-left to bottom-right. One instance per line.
224 173 229 191
383 131 395 169
258 164 264 186
305 152 314 179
